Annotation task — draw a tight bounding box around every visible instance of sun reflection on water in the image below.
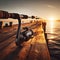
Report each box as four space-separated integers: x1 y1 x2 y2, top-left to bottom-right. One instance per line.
46 20 56 39
47 20 55 33
50 20 54 33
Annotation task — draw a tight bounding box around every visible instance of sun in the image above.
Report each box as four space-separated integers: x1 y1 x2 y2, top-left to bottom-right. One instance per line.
48 17 55 21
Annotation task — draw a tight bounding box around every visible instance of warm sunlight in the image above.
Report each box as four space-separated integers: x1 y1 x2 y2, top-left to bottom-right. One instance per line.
48 17 55 21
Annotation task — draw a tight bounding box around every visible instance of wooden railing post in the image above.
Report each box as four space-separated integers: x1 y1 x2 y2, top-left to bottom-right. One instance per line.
9 22 13 27
0 21 3 29
42 22 48 45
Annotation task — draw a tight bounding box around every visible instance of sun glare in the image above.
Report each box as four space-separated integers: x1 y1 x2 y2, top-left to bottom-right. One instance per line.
48 17 55 21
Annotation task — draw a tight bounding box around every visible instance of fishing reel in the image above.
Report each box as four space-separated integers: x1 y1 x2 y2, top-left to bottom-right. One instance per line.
16 27 33 46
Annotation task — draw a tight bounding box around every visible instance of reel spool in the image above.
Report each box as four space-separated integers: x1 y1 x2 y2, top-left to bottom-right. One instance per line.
15 27 33 46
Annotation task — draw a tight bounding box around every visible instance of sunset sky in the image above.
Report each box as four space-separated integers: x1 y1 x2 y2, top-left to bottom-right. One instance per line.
0 0 60 20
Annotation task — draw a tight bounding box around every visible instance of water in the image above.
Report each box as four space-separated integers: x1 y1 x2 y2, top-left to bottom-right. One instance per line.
46 20 60 60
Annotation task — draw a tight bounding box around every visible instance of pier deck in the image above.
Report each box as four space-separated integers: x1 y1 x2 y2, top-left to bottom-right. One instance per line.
0 21 50 60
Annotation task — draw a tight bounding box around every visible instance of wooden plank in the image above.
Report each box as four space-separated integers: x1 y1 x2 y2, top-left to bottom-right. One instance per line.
17 22 50 60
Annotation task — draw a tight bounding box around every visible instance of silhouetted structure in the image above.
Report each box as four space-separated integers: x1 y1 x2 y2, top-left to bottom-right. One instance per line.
9 22 13 27
0 21 3 29
5 23 8 27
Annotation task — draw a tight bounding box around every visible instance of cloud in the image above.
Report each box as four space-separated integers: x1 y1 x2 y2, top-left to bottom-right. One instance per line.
47 5 56 8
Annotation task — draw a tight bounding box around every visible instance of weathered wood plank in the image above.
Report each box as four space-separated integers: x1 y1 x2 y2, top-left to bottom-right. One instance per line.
17 22 50 60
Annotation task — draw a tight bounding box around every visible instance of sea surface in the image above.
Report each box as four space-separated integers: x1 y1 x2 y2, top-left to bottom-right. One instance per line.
46 20 60 60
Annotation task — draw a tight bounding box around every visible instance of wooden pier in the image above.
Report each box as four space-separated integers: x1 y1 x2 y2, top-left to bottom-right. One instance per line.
0 21 50 60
